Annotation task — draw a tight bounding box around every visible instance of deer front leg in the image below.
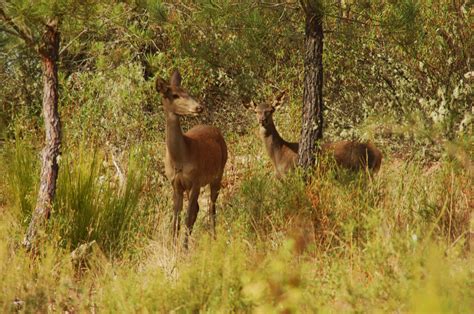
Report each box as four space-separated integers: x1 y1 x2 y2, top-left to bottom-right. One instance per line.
172 185 184 242
184 185 200 249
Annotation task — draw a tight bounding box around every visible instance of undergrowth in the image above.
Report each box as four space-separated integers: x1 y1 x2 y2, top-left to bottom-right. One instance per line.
0 138 472 312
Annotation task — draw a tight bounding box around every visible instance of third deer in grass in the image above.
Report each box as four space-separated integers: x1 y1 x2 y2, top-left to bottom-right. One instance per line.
252 92 382 178
156 70 227 248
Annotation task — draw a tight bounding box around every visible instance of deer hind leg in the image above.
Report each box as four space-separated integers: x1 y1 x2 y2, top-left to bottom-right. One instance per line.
184 185 200 249
209 179 221 238
172 185 184 243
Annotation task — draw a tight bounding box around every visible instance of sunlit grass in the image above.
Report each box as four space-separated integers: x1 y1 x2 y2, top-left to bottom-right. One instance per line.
0 137 472 312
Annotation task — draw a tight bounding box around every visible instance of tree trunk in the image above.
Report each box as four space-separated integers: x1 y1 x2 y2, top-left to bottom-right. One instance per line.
298 7 324 169
23 20 61 251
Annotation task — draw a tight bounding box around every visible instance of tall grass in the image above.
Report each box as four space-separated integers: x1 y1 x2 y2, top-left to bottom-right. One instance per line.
3 141 151 257
52 147 151 257
3 139 38 223
0 138 472 312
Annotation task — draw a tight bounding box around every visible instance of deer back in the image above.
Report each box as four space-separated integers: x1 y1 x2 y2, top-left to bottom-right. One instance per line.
322 141 382 172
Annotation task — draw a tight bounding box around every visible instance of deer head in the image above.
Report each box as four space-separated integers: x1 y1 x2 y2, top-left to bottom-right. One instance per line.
252 91 286 129
155 70 204 116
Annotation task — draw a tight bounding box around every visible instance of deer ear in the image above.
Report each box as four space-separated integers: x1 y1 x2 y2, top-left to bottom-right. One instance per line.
275 91 286 102
272 92 286 110
170 69 182 87
155 76 169 94
250 100 258 112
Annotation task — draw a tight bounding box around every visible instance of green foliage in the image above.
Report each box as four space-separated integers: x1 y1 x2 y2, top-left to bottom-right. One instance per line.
2 0 471 151
384 0 423 46
0 0 472 312
61 62 157 148
321 0 472 154
1 0 99 48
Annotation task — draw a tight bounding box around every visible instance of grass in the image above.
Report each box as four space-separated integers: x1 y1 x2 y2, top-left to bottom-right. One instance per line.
0 135 472 312
52 147 150 257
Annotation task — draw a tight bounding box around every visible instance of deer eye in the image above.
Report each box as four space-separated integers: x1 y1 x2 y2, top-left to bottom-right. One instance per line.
172 94 180 99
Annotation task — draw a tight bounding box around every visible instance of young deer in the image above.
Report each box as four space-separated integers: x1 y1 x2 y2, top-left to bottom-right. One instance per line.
156 70 227 248
253 92 382 178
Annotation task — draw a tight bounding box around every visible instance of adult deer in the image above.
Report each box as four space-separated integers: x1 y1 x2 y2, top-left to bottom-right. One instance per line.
252 92 382 178
156 70 227 248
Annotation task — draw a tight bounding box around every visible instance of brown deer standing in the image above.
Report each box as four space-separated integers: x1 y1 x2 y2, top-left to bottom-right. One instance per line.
156 70 227 248
252 92 382 178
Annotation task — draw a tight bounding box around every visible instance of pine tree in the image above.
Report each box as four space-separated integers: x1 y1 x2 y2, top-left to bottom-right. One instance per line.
297 0 324 170
0 1 94 251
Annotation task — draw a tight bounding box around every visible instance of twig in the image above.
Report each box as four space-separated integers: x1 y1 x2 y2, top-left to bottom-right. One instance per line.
111 149 126 193
59 28 88 55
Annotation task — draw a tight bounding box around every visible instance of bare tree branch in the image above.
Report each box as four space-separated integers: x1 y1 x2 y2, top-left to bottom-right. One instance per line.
325 13 380 26
59 28 87 55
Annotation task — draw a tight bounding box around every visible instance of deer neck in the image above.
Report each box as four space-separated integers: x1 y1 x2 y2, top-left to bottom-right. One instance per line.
165 110 188 164
259 118 284 160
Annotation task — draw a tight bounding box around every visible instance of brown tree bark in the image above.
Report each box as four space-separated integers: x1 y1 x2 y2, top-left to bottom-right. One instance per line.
297 4 324 170
23 20 61 251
